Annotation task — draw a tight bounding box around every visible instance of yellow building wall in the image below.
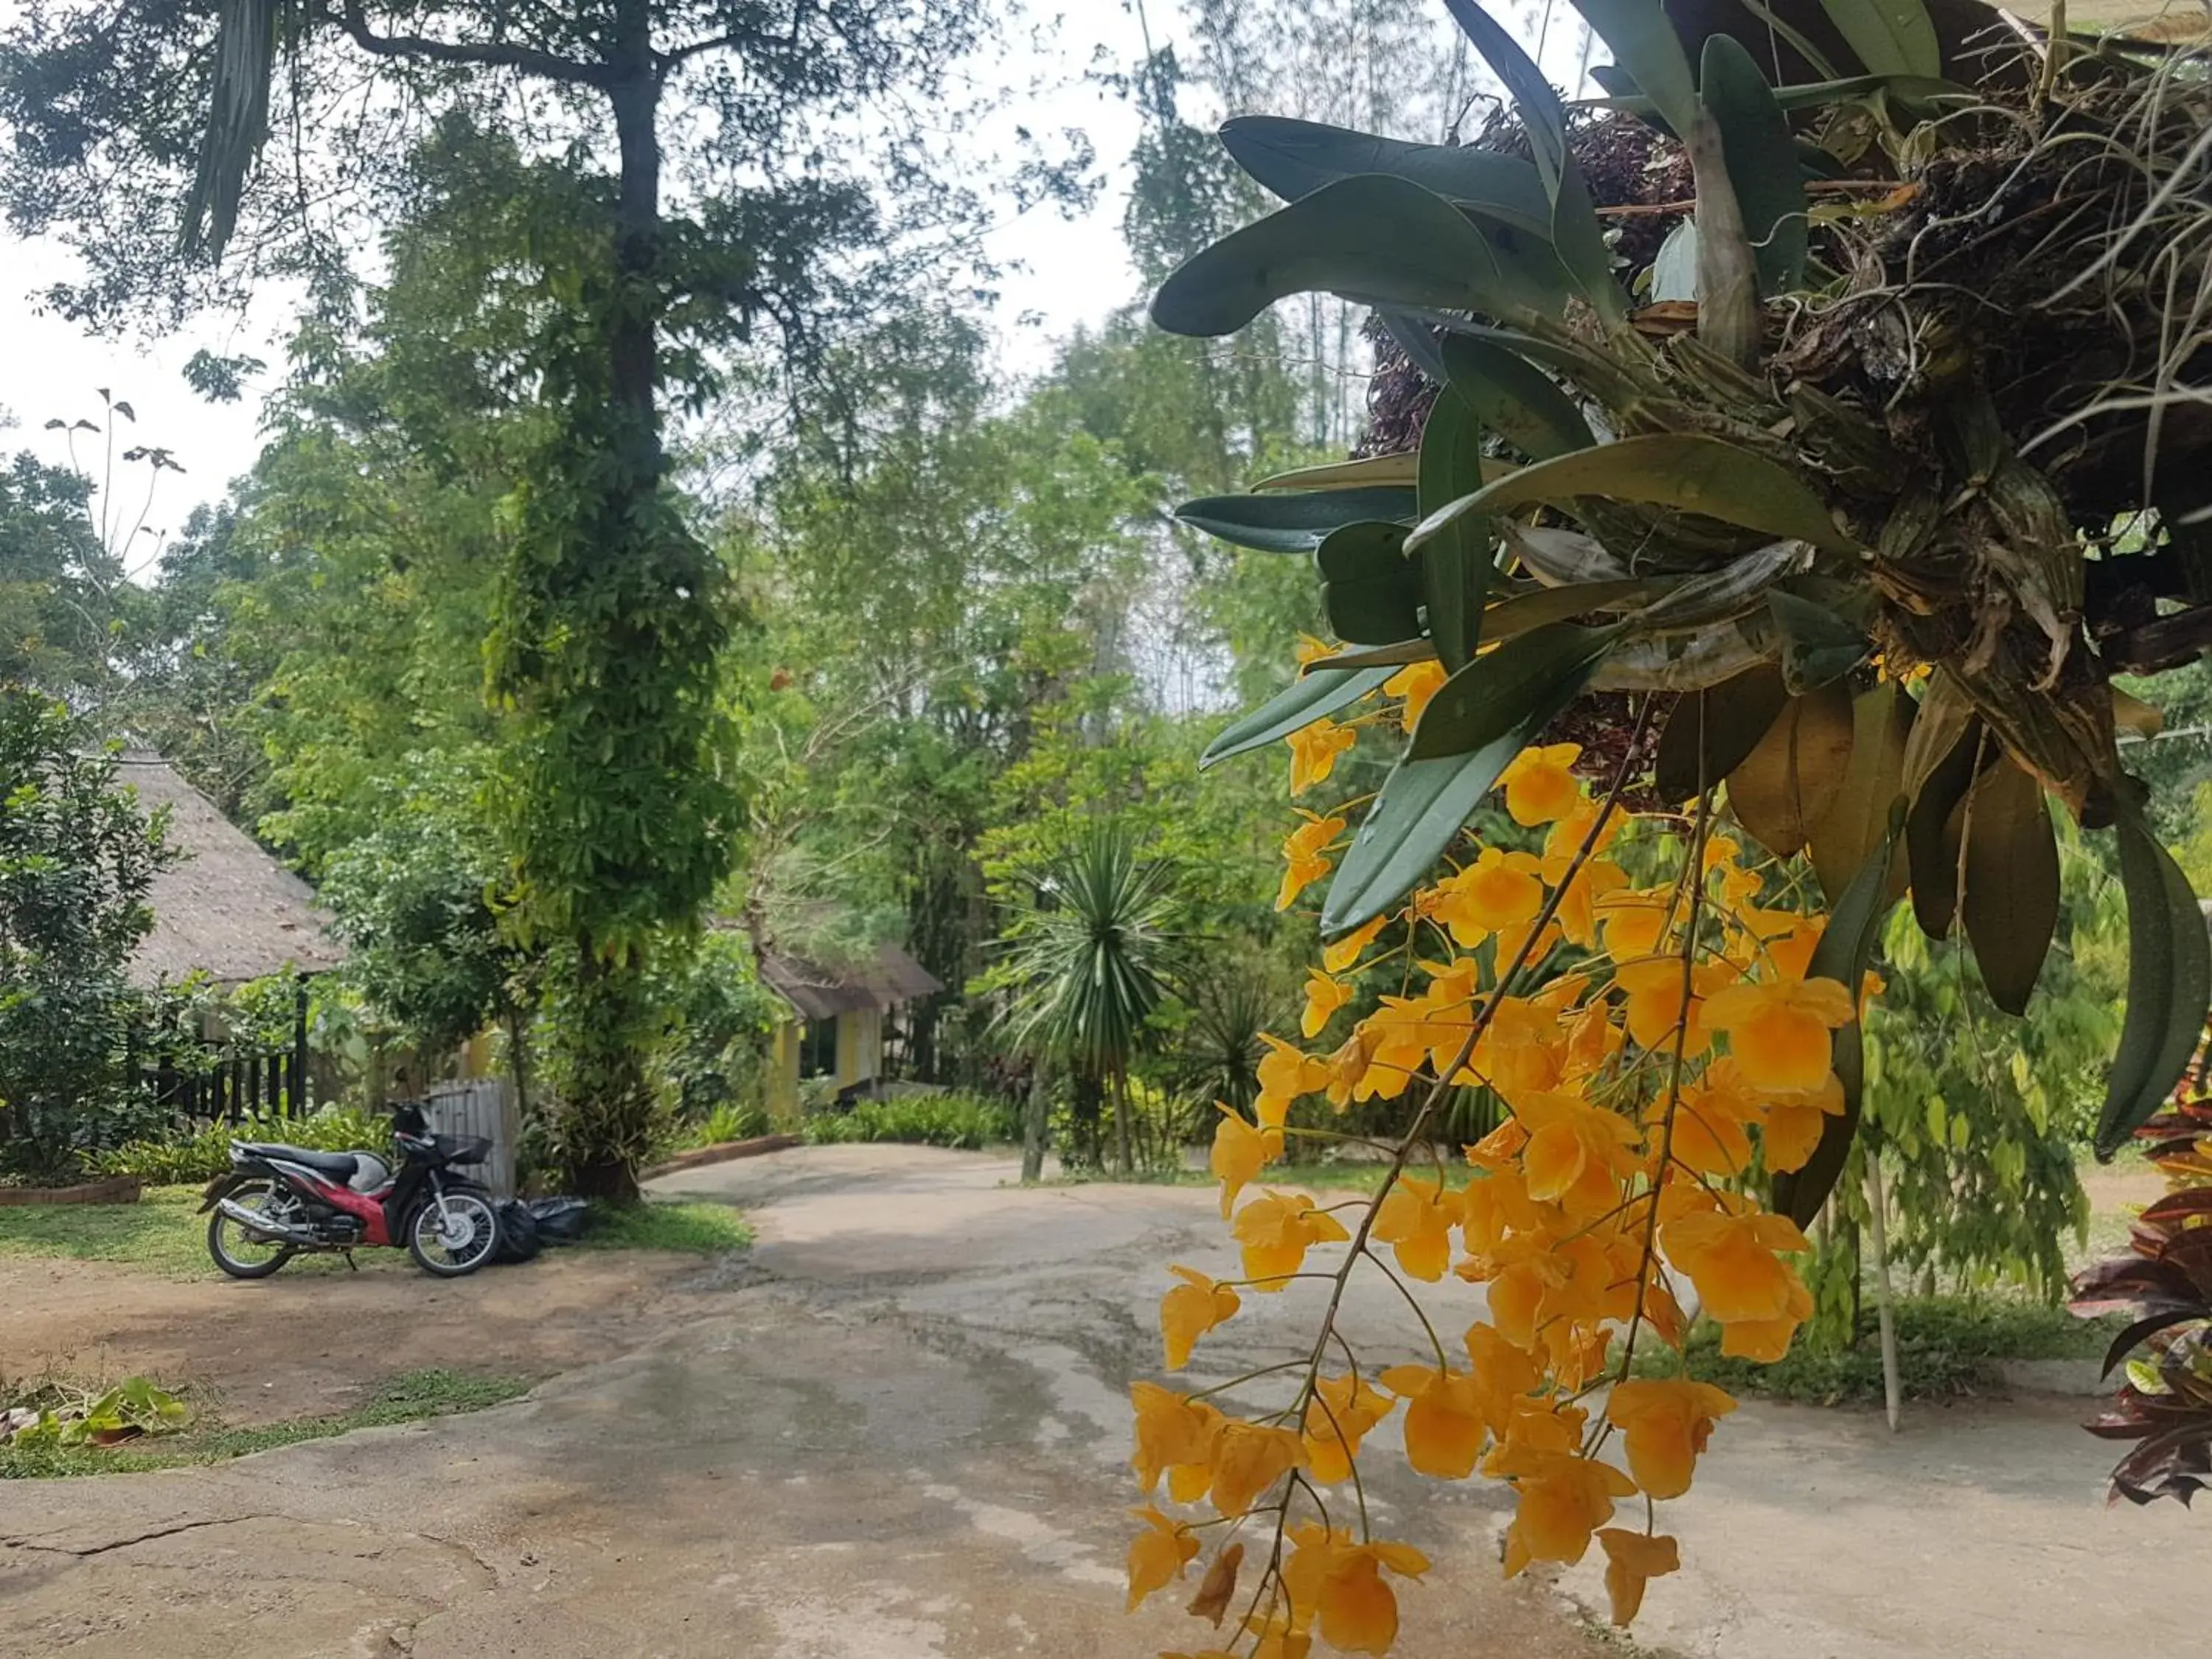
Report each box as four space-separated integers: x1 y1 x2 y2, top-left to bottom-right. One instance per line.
768 1020 801 1126
835 1006 883 1089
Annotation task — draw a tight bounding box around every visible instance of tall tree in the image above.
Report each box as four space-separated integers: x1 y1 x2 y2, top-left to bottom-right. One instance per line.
1 1 1010 1196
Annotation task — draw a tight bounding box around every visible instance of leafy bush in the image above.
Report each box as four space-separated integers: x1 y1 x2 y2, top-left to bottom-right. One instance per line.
688 1100 770 1147
89 1105 392 1184
5 1376 190 1453
1634 1296 2119 1406
801 1092 1014 1151
0 693 176 1182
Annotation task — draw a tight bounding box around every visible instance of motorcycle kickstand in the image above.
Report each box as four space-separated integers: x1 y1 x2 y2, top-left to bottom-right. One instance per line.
344 1251 358 1272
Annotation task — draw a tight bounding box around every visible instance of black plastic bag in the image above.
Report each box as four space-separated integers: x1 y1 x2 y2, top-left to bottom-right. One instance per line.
493 1200 542 1264
524 1196 590 1242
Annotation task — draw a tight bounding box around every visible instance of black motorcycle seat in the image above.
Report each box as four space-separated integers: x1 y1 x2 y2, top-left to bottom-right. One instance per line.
236 1142 358 1180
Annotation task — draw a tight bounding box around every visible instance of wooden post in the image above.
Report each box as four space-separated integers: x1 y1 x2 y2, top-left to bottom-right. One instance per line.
293 979 312 1112
1021 1058 1051 1184
1866 1150 1903 1433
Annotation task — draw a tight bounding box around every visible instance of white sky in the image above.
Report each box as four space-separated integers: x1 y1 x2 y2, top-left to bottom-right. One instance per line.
0 1 1593 533
0 2 1157 533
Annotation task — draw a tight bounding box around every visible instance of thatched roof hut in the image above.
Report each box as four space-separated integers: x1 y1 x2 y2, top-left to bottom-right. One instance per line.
116 753 346 989
757 942 942 1022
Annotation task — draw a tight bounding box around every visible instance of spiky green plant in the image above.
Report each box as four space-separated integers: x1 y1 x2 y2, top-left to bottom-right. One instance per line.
993 822 1176 1175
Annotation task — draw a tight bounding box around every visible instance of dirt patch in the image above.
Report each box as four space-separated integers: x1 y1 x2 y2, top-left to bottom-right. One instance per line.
0 1250 718 1427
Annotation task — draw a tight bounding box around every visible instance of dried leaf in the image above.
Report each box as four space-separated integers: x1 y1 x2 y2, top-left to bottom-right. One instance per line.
1654 664 1789 804
1806 682 1911 905
1187 1543 1245 1624
1723 681 1854 857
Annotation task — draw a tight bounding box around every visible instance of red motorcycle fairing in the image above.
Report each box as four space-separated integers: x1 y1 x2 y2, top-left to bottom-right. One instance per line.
270 1160 394 1247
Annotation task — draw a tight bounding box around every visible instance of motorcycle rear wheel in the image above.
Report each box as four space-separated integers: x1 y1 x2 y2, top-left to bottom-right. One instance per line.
407 1189 499 1278
206 1179 299 1279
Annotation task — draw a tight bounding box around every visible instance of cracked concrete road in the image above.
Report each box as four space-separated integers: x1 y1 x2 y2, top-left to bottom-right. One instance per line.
3 1144 2197 1658
1 1147 1594 1659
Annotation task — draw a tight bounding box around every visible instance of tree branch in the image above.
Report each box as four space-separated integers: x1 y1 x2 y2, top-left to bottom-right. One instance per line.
656 31 749 71
2106 603 2212 676
332 1 612 87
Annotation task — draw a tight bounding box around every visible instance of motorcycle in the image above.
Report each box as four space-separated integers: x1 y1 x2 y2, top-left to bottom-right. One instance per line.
199 1102 501 1280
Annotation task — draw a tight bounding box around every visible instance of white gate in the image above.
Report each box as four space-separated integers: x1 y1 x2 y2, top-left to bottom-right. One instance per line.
425 1078 518 1199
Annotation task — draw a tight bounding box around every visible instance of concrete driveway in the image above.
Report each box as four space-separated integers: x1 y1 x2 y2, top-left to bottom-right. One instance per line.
1 1144 2197 1658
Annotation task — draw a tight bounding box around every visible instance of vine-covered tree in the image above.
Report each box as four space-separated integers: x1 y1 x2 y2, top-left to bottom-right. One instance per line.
0 1 1024 1196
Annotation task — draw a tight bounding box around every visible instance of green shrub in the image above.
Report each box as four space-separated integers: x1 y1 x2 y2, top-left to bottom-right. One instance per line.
684 1099 770 1149
89 1105 392 1185
1632 1295 2126 1405
801 1092 1014 1151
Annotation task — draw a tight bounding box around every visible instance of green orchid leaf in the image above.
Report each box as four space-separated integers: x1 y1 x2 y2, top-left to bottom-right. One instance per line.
1251 453 1419 491
1960 757 2061 1018
2095 796 2212 1158
1767 585 1871 690
1700 36 1809 296
1484 578 1658 643
1200 665 1399 769
1463 210 1581 319
1408 620 1624 763
1318 521 1426 644
1440 335 1595 460
1152 175 1520 339
1774 804 1905 1227
1816 0 1941 78
1176 487 1417 554
1413 434 1854 557
1580 71 1961 118
1589 63 1674 137
1218 116 1552 235
1439 0 1625 324
1573 0 1700 136
1321 622 1618 933
1419 392 1495 672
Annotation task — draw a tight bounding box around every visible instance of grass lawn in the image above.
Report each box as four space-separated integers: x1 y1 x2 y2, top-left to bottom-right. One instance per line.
0 1186 750 1277
1632 1295 2126 1405
1 1367 530 1478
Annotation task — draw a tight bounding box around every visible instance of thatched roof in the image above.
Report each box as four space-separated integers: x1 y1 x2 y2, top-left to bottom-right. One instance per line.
117 754 347 988
758 942 942 1022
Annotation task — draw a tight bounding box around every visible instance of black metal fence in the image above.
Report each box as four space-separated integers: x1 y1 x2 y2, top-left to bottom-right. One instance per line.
139 1046 313 1126
135 983 316 1127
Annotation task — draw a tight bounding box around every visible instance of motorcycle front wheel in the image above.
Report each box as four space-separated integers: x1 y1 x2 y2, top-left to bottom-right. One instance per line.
407 1189 499 1278
206 1179 299 1279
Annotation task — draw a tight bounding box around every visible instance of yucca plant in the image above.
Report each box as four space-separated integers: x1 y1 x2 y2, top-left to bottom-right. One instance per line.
1166 0 2212 1231
992 822 1177 1176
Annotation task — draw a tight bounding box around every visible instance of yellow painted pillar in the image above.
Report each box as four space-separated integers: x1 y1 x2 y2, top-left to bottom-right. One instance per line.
768 1020 801 1125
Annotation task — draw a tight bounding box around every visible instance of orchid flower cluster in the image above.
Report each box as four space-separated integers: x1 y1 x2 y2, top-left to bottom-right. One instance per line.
1127 666 1866 1655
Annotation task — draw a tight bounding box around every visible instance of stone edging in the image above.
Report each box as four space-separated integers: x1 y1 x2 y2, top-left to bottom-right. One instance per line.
641 1134 801 1180
0 1175 145 1207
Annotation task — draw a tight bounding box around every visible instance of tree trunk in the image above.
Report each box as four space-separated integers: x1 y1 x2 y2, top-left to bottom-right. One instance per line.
1021 1058 1051 1183
560 941 647 1206
606 0 661 437
505 1005 533 1129
1113 1067 1133 1177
